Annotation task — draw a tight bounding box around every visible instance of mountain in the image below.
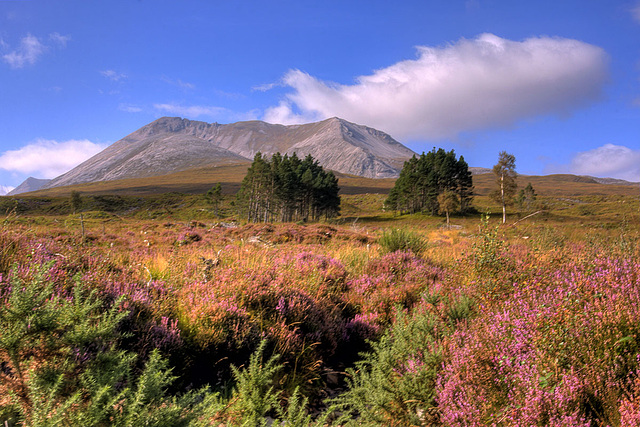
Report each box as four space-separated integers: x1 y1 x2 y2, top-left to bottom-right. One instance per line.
469 167 492 175
44 117 416 189
467 168 639 185
587 176 639 186
7 177 50 195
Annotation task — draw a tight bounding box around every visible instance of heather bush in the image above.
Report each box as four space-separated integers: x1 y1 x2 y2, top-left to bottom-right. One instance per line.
174 249 359 395
345 251 443 327
437 252 640 426
2 211 640 426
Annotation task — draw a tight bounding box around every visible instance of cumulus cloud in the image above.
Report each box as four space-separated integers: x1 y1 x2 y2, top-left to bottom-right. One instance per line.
154 103 228 118
2 33 70 68
0 139 107 179
557 144 640 182
264 34 609 140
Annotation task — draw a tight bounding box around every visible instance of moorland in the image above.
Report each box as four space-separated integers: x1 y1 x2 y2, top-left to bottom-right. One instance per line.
0 170 639 426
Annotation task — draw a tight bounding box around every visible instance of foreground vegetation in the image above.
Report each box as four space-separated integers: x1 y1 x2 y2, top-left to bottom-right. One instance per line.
0 191 639 426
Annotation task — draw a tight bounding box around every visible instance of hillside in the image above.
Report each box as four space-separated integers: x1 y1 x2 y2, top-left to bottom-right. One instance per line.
7 177 51 195
22 162 638 199
43 116 416 190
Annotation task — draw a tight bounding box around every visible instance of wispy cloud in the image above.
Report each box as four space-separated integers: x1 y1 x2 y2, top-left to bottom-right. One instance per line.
161 76 195 90
0 185 15 196
0 139 107 179
264 34 609 141
252 82 280 92
631 2 640 23
100 69 128 82
549 144 640 182
2 32 70 69
49 32 71 47
119 103 143 113
154 103 228 118
3 34 45 68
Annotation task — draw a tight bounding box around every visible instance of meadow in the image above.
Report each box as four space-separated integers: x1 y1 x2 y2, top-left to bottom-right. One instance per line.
1 185 639 426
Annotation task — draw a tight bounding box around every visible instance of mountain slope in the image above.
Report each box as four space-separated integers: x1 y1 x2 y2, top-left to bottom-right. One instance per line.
44 117 416 189
8 177 51 195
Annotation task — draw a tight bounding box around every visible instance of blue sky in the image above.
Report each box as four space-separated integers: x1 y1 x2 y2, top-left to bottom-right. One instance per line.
1 0 639 193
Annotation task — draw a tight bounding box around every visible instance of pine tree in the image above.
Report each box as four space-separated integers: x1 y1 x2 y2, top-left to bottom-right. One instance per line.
206 183 223 217
516 182 537 211
385 148 473 216
237 152 340 222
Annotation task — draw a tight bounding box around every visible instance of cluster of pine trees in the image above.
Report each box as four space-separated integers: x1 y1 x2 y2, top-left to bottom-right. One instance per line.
385 148 473 215
237 152 340 223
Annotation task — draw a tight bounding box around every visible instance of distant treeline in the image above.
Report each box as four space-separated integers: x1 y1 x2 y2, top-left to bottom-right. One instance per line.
237 152 340 223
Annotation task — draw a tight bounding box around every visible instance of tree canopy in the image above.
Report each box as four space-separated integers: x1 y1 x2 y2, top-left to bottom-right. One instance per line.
384 148 473 215
516 182 537 211
237 152 340 223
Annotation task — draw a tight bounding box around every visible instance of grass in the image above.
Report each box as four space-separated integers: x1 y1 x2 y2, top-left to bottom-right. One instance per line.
1 172 639 426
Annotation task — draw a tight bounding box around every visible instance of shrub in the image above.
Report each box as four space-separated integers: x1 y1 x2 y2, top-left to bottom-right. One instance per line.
378 228 428 255
0 263 199 426
331 295 473 426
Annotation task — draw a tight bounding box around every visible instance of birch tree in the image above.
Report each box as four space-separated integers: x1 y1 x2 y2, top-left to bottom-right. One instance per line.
491 151 517 224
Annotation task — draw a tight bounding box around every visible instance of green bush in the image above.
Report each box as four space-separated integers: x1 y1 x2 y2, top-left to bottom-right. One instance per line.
378 228 428 255
0 264 201 427
329 297 473 426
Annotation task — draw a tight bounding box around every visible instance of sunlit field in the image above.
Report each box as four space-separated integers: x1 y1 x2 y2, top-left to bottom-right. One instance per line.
1 191 639 426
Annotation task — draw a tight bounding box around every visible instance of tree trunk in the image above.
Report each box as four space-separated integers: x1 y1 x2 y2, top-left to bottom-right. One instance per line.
501 173 506 224
80 213 85 241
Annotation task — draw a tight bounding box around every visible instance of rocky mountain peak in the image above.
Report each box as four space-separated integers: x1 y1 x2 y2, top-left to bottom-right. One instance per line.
42 117 417 189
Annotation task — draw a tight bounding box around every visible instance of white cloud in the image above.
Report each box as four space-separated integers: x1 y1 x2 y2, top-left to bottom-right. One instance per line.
264 34 609 140
2 32 70 69
3 34 45 68
100 69 128 82
154 103 227 118
49 32 71 47
556 144 640 182
0 185 15 196
0 139 107 179
252 82 279 92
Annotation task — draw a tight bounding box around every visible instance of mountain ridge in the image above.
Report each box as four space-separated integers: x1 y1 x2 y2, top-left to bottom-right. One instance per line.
43 116 416 189
8 177 50 195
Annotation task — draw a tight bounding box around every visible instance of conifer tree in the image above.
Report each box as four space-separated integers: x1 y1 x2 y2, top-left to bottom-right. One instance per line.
516 182 537 211
385 148 473 216
206 183 223 217
237 152 340 222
